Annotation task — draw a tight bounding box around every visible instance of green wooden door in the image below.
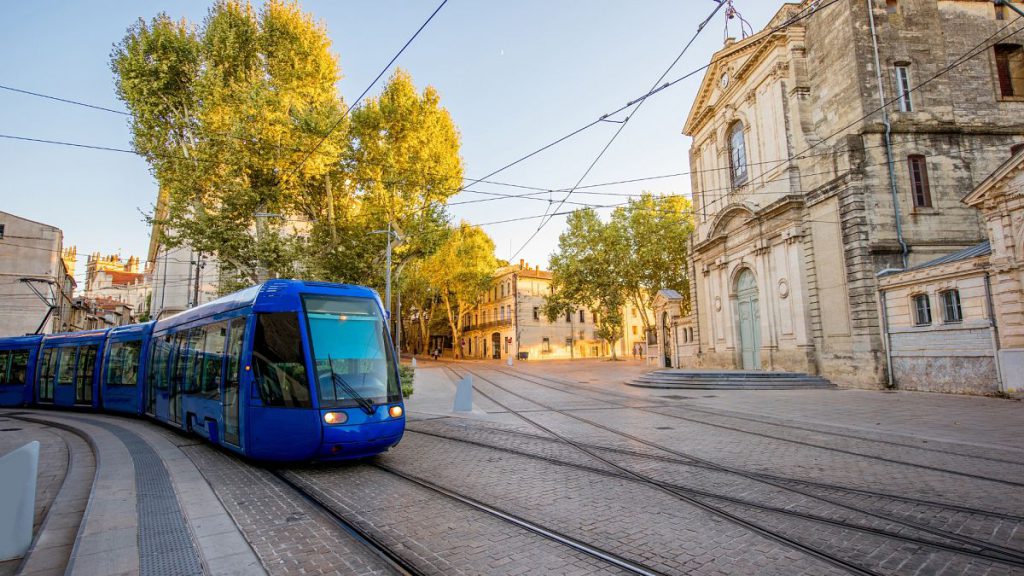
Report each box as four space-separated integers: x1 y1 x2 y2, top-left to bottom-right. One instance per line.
735 270 761 370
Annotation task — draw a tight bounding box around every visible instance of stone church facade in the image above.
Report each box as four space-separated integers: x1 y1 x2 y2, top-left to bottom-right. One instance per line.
678 0 1024 387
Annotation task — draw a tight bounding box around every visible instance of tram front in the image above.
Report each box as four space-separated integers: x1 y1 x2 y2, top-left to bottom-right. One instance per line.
303 293 405 460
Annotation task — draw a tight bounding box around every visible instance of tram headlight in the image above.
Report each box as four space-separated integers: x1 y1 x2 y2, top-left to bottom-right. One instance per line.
388 406 403 418
323 411 347 425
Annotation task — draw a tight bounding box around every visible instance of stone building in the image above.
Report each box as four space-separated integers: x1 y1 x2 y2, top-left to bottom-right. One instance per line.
877 148 1024 394
0 211 76 336
81 252 151 324
679 0 1024 387
458 261 650 361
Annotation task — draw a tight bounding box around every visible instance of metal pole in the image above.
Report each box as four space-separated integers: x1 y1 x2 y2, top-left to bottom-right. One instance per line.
385 221 393 332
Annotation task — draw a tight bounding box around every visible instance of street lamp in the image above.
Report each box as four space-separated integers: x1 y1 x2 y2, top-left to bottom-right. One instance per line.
369 225 403 333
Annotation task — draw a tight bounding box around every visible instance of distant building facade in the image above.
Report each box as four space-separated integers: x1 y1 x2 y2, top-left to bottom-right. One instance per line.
458 261 650 361
679 0 1024 387
0 211 76 336
147 191 219 320
79 252 151 326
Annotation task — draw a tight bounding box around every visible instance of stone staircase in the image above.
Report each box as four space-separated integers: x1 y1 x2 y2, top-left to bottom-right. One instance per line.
628 369 835 390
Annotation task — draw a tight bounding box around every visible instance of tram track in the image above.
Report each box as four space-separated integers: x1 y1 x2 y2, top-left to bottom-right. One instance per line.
495 368 1024 481
514 369 1024 465
442 365 1024 574
276 465 667 576
270 470 424 576
403 426 1024 568
442 367 893 576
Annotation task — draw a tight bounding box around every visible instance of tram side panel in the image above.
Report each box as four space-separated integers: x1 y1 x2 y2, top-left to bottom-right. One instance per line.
0 336 41 407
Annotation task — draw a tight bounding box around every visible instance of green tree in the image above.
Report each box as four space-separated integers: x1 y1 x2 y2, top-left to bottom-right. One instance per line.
545 195 693 357
112 0 346 287
545 209 627 359
609 193 694 331
424 223 497 359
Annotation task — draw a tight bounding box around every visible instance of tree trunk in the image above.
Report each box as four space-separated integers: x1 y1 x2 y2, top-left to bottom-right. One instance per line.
441 292 461 359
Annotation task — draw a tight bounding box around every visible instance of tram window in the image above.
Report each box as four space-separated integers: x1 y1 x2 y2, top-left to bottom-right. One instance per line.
186 328 204 394
150 336 171 390
0 350 29 385
225 318 245 387
201 322 226 399
57 348 77 386
76 346 97 404
38 348 56 401
253 313 310 408
106 341 142 387
170 332 186 391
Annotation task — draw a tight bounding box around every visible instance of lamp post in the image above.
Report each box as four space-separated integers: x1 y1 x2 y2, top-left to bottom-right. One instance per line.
370 225 403 334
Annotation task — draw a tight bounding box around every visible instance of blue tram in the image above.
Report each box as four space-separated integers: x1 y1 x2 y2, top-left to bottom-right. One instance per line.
0 279 405 462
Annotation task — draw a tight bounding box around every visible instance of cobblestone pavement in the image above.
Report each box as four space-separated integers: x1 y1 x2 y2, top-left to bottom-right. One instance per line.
389 361 1024 575
0 416 71 576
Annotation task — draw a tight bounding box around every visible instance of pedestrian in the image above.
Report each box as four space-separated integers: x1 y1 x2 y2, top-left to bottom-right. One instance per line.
632 343 639 360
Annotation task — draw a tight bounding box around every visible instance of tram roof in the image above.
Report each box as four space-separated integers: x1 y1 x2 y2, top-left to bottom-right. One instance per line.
0 334 44 349
154 279 381 332
42 329 110 345
107 321 155 339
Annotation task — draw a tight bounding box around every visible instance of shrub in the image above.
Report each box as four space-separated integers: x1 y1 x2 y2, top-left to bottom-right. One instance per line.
399 364 415 398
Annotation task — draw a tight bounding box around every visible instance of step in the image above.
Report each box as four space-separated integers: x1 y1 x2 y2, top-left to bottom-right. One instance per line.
628 369 835 390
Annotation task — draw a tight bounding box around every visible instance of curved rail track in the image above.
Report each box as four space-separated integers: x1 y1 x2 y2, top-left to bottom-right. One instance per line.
439 365 1024 573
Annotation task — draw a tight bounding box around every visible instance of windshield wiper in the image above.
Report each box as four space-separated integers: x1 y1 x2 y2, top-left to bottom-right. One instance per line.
327 355 375 415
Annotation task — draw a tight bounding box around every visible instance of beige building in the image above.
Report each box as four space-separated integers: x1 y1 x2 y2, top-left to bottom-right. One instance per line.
459 261 650 361
81 252 151 325
0 211 76 336
679 0 1024 387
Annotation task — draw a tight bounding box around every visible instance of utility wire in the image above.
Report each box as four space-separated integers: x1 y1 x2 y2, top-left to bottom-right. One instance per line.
507 0 728 260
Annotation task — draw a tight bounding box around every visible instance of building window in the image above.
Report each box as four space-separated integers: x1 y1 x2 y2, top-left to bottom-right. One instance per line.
728 121 748 187
886 0 898 14
579 310 585 323
941 289 962 323
632 325 638 335
565 312 571 323
542 337 551 353
0 224 5 239
533 306 540 321
996 3 1006 20
593 312 599 324
995 44 1024 98
895 65 913 112
907 155 931 208
913 294 932 326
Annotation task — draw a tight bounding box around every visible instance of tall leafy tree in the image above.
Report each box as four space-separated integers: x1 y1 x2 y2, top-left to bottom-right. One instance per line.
424 223 497 359
112 0 346 287
545 195 694 356
609 193 694 331
545 209 627 359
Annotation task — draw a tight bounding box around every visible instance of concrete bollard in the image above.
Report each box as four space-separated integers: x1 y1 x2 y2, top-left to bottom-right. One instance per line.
0 441 39 561
411 357 417 368
506 357 513 367
453 374 473 412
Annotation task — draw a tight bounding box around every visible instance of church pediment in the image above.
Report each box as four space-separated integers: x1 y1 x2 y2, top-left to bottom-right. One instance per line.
682 4 803 136
707 202 758 240
963 149 1024 208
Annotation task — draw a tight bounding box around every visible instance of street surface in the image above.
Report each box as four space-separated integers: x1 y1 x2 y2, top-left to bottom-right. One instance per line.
4 358 1023 576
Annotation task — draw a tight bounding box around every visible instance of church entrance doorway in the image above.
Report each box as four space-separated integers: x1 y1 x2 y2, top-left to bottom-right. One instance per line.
735 269 761 370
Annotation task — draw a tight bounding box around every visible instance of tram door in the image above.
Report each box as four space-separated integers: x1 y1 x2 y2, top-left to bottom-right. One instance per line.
222 317 245 447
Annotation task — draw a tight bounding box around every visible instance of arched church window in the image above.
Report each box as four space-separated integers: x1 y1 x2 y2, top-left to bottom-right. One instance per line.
729 121 748 187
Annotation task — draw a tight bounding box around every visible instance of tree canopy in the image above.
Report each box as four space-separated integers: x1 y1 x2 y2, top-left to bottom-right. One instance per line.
545 194 694 356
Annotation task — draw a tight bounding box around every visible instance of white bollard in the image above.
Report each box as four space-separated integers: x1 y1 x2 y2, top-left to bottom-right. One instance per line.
453 374 474 412
506 357 513 367
411 357 417 368
0 441 39 561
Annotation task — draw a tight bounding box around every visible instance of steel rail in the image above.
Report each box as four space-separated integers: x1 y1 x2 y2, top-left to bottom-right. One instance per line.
270 470 423 576
452 367 1024 562
443 367 884 576
371 463 667 576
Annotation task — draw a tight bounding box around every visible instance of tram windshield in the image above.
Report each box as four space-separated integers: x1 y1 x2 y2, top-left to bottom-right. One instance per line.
303 295 401 411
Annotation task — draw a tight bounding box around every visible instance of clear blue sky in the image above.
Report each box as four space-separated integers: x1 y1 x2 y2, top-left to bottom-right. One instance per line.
0 1 781 285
